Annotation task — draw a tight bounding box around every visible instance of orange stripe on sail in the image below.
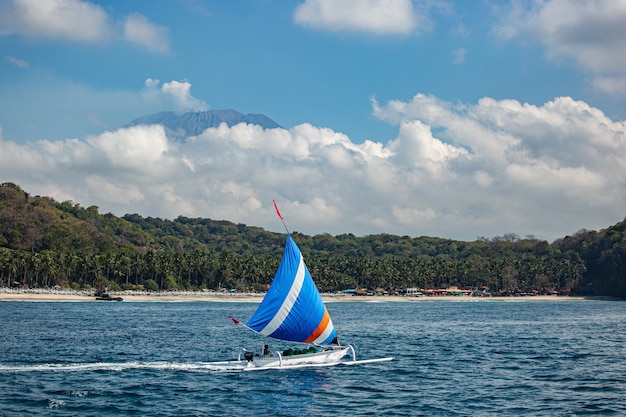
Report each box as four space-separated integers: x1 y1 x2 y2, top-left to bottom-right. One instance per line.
304 308 331 343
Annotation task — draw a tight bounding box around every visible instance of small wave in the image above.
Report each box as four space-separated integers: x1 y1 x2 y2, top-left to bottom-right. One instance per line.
66 390 89 397
47 399 66 409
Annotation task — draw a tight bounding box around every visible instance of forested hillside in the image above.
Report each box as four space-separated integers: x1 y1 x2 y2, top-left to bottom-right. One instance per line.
1 182 624 298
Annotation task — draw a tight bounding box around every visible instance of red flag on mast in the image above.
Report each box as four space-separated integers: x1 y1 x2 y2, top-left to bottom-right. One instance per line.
273 199 283 220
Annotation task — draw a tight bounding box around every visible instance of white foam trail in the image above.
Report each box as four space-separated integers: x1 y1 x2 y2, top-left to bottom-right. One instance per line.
0 357 394 373
0 361 234 373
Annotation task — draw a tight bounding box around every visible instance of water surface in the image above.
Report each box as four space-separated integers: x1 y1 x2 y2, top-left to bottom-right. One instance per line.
1 300 624 416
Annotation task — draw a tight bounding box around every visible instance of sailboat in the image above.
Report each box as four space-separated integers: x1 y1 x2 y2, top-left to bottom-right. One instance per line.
207 201 394 371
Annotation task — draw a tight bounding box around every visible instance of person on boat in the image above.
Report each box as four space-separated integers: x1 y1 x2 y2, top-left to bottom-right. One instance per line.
263 344 273 357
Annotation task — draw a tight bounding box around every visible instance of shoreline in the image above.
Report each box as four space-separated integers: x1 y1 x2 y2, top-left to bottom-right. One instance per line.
0 289 616 303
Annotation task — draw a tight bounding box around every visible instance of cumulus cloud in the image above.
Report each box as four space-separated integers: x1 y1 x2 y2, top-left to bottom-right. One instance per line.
143 79 208 112
493 0 626 95
0 0 169 53
123 13 170 54
374 93 626 234
0 0 110 42
1 93 625 242
293 0 427 35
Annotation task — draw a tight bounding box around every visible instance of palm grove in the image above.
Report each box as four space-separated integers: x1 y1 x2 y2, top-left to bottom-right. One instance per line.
1 183 624 298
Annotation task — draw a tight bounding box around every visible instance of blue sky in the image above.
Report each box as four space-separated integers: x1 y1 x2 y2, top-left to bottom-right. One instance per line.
1 0 626 242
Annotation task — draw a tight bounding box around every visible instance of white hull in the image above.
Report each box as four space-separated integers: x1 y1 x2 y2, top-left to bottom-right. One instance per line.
252 346 350 368
201 345 394 371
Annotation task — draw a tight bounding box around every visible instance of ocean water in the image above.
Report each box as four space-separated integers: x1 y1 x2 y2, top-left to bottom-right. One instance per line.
1 300 625 416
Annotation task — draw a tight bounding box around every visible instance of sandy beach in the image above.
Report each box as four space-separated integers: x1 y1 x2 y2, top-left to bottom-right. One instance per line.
0 289 601 303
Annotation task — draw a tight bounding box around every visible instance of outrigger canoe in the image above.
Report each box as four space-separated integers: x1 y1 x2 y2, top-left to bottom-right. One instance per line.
209 200 394 371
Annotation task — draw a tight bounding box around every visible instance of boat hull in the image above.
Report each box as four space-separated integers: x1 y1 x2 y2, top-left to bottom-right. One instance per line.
252 346 350 368
200 349 394 372
203 346 363 371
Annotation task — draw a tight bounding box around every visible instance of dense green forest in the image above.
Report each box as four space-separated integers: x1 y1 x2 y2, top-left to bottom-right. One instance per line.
1 182 624 298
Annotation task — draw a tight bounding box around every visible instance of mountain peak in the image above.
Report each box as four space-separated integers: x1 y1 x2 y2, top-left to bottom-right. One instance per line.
125 110 282 141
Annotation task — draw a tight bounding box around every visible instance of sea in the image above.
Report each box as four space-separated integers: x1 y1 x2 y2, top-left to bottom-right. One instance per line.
0 299 624 416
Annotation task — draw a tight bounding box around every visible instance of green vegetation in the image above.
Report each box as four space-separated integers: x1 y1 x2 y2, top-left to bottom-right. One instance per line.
1 182 624 298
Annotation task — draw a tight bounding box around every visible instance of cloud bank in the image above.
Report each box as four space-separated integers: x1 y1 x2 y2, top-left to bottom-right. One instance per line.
1 92 625 242
0 0 169 53
494 0 626 95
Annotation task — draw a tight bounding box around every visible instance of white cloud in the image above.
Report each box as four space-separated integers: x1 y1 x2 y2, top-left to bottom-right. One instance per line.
0 0 111 42
592 75 626 96
85 176 145 205
387 120 469 178
144 78 160 88
493 0 626 96
160 80 208 112
373 93 626 238
123 13 170 54
1 92 625 242
293 0 426 35
85 125 172 174
0 0 169 53
4 55 30 69
392 205 437 225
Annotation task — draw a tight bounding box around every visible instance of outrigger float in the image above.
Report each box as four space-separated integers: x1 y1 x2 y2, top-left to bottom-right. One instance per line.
205 200 394 371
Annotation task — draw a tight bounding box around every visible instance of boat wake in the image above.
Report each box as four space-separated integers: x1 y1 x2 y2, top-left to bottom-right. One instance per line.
0 361 240 373
0 357 394 373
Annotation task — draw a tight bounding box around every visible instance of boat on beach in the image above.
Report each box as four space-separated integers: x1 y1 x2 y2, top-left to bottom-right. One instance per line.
95 292 123 301
206 201 394 371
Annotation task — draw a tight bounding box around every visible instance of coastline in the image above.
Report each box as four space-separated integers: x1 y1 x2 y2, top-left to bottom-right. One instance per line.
0 289 611 303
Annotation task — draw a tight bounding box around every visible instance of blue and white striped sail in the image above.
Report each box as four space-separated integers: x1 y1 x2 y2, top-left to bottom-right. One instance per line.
246 234 338 346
